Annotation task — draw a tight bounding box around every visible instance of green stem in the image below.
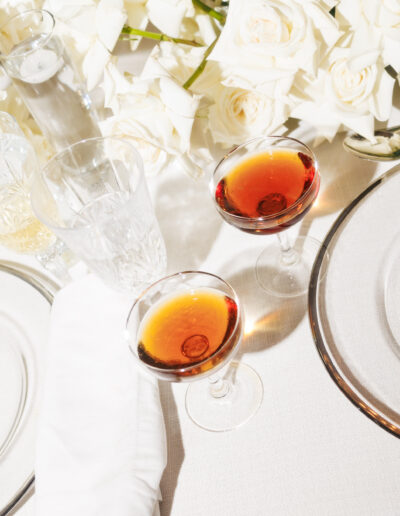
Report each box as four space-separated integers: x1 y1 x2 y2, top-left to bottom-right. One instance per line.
183 35 219 90
121 26 204 47
192 0 226 24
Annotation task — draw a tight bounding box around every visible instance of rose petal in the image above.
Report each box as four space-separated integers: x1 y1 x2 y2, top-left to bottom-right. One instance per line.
0 67 11 91
379 2 400 27
125 2 148 51
339 111 375 140
307 2 341 46
82 39 110 90
146 0 188 38
370 68 395 121
45 1 97 35
347 50 381 72
43 0 94 21
158 77 199 149
141 50 171 80
383 34 400 70
335 0 363 26
102 60 132 110
96 0 127 52
196 14 219 46
291 101 341 142
220 66 295 95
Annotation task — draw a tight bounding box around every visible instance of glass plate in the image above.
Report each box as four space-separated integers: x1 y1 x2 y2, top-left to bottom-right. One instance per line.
0 262 58 515
309 164 400 438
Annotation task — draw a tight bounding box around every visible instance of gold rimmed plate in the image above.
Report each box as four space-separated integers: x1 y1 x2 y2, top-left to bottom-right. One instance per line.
309 164 400 438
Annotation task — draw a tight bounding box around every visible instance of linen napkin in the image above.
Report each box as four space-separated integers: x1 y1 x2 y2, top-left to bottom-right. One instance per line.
35 274 167 516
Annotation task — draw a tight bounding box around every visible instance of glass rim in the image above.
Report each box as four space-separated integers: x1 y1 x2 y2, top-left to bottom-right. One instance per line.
0 9 55 61
31 136 146 233
125 270 242 375
211 134 320 222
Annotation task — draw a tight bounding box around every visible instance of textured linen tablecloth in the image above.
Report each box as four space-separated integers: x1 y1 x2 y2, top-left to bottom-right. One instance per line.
8 109 400 516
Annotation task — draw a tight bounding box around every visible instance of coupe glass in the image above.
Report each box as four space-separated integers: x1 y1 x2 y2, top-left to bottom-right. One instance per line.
212 135 323 297
0 111 71 281
0 9 101 151
126 271 263 432
30 136 167 294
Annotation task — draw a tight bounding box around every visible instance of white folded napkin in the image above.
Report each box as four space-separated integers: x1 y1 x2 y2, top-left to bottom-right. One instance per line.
35 274 167 516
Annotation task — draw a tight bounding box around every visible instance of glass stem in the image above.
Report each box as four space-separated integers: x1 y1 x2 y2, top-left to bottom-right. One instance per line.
208 373 231 399
276 232 299 266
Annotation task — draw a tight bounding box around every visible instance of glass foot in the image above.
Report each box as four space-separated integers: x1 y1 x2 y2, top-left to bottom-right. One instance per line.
185 362 263 432
256 235 328 298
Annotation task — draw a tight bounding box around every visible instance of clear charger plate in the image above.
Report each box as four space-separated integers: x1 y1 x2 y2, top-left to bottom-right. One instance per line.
0 262 58 515
309 164 400 438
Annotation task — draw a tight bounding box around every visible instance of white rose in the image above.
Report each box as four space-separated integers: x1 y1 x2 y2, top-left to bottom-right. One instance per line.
146 0 195 38
142 42 222 95
291 33 395 140
336 0 400 28
209 0 340 90
101 112 211 178
0 0 39 26
100 115 173 175
43 0 127 90
336 0 400 70
207 86 288 147
328 41 394 122
328 59 375 111
102 61 199 157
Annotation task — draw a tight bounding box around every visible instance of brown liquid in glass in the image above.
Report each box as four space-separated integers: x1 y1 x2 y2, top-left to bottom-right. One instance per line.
138 288 238 376
215 149 315 222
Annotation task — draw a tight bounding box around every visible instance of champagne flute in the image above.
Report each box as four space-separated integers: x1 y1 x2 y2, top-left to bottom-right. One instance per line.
126 271 263 432
211 135 325 297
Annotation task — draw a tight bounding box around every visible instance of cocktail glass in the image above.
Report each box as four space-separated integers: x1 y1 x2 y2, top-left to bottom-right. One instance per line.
126 270 263 432
211 135 324 297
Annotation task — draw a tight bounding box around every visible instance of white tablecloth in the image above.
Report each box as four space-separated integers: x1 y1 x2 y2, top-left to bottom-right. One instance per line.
6 121 400 516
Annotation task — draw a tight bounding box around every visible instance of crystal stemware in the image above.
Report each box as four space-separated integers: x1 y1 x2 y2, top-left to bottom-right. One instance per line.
0 111 71 281
30 136 167 294
211 135 324 297
126 271 263 432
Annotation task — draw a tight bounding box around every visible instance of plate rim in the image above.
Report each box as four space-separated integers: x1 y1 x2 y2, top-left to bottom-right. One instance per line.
0 261 59 516
308 163 400 439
